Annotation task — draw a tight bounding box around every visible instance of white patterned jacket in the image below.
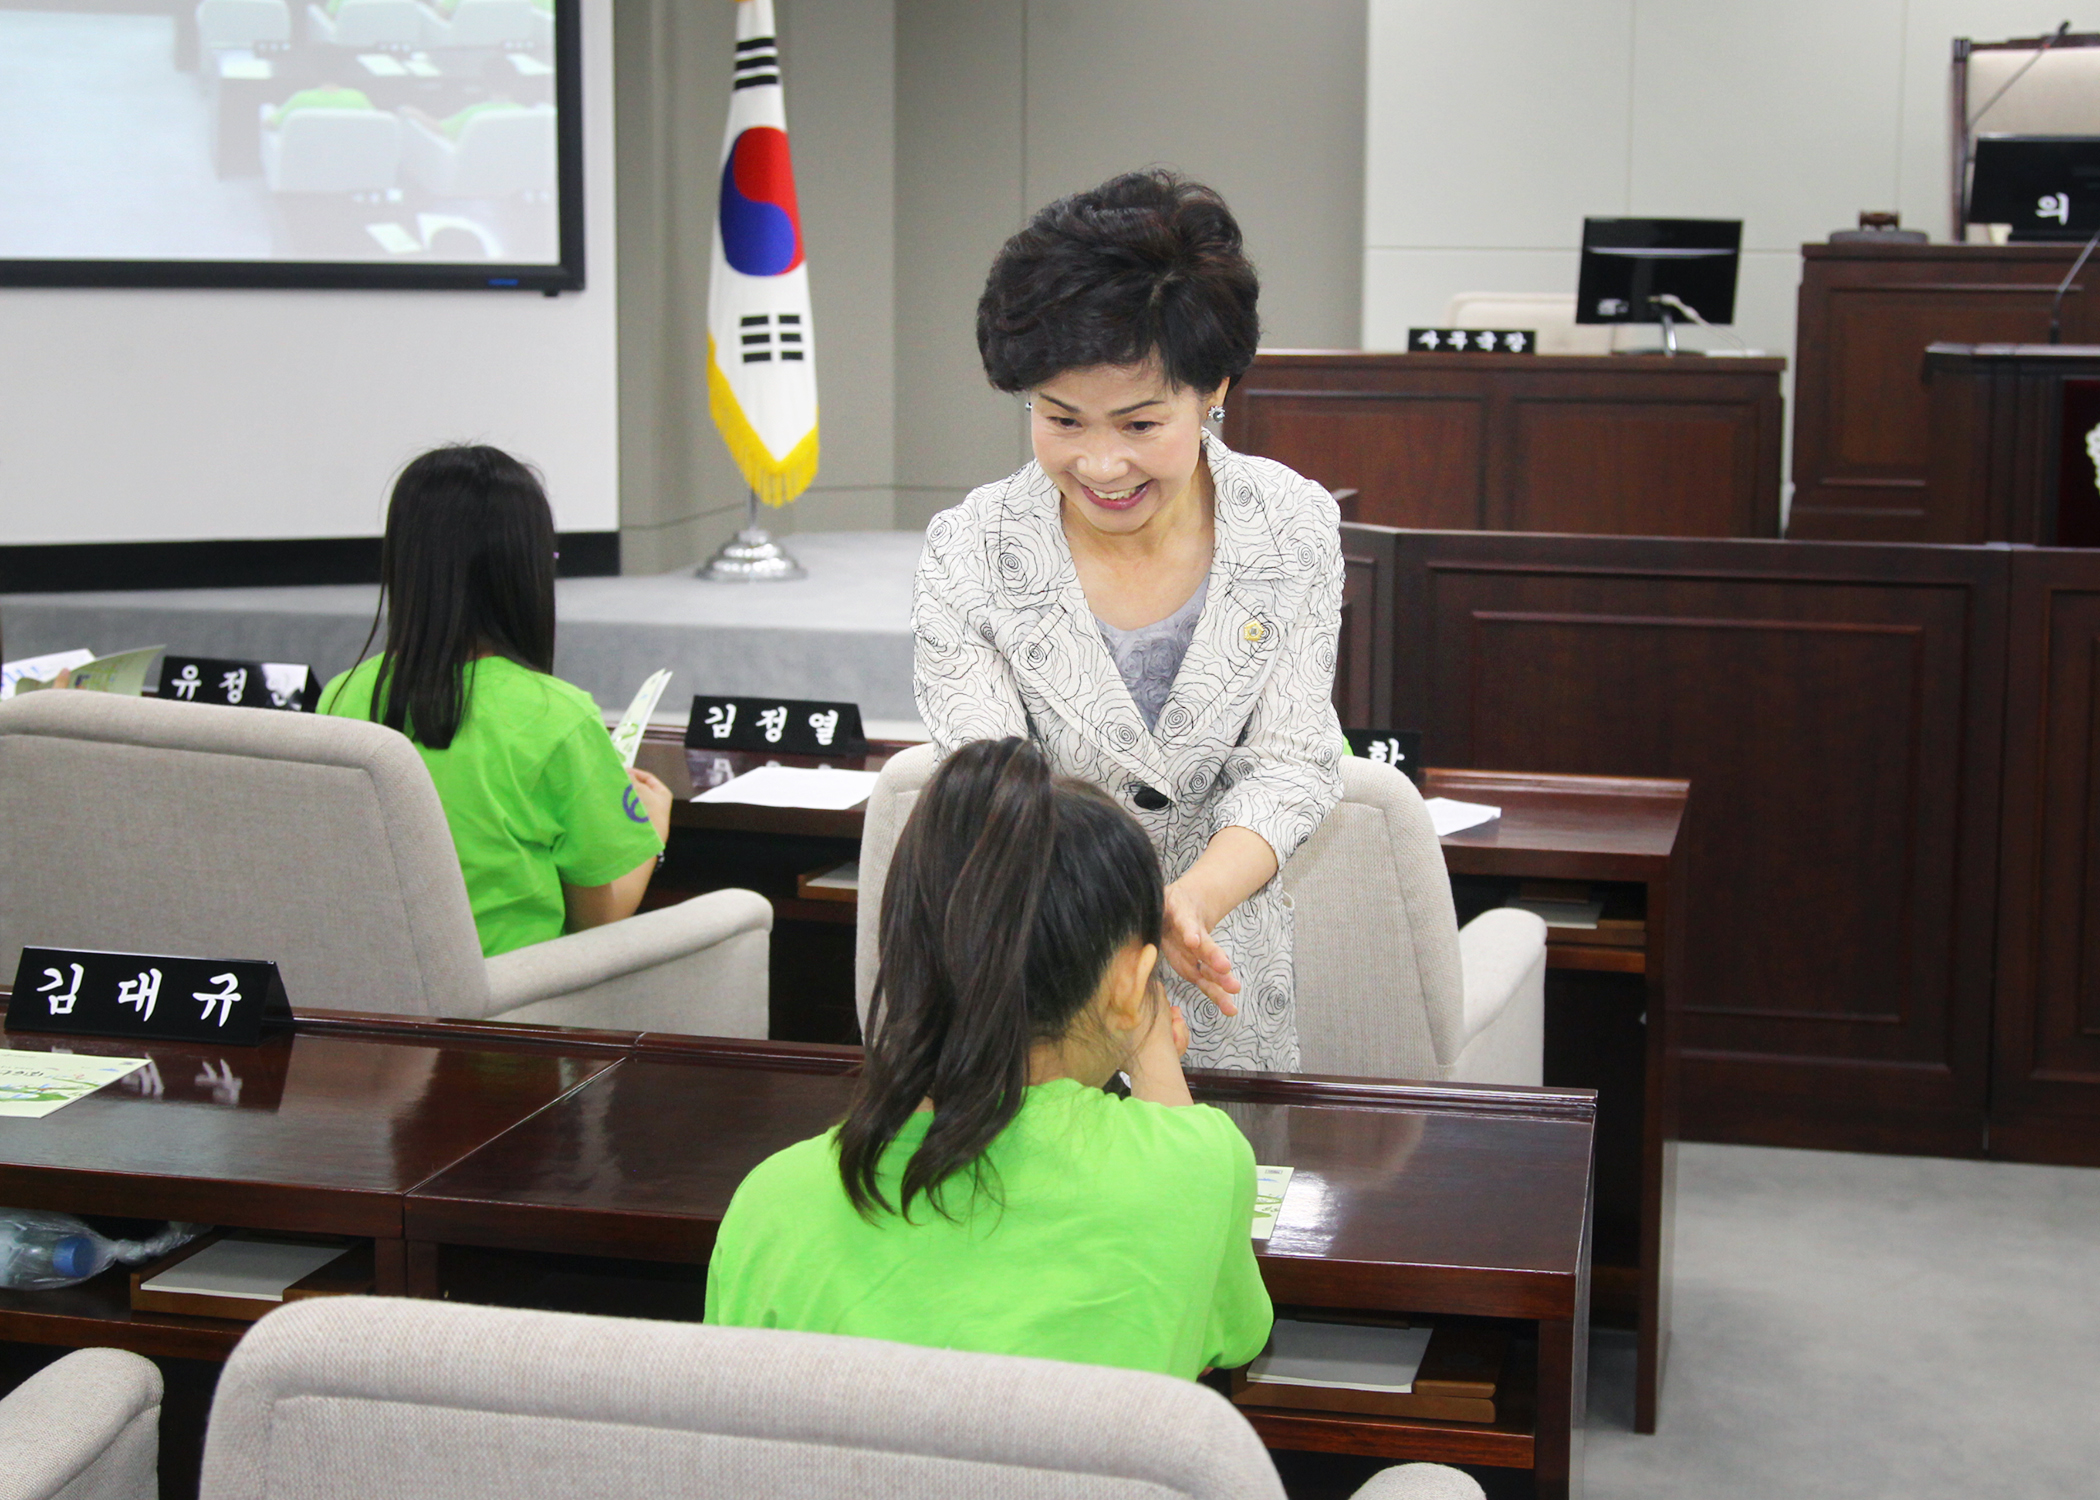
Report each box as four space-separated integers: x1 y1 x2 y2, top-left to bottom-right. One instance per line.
911 430 1344 1071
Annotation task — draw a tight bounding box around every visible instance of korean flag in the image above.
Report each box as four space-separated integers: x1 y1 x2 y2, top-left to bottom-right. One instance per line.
707 0 819 507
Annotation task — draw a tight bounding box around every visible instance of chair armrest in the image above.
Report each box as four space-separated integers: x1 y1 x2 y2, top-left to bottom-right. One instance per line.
483 889 772 1036
1349 1462 1487 1500
0 1347 161 1500
1456 907 1547 1044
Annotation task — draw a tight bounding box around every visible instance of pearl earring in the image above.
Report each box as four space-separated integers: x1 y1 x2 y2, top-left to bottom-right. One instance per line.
1209 406 1226 422
1024 400 1034 410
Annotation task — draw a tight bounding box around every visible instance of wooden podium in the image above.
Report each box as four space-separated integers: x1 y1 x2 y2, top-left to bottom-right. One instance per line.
1925 343 2100 545
1788 242 2100 541
1225 350 1784 538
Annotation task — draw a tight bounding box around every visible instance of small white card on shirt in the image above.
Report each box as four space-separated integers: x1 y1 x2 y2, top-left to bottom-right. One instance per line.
1426 797 1501 837
693 764 881 811
1252 1164 1294 1239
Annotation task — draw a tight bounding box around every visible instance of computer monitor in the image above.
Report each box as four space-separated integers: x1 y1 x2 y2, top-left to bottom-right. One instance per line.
1968 136 2100 241
1575 218 1742 327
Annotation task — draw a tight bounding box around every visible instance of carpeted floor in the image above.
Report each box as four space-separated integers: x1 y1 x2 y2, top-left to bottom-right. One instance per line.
1582 1142 2100 1499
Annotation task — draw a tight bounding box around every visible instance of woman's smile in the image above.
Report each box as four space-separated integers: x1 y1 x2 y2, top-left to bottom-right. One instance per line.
1079 478 1153 510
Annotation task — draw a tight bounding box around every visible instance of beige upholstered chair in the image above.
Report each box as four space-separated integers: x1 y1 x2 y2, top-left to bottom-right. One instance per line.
0 692 768 1035
857 745 1544 1084
1443 292 1614 355
0 1347 161 1500
199 1297 1481 1500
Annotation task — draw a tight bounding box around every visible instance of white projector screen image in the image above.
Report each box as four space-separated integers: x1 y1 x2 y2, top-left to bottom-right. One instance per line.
0 0 580 289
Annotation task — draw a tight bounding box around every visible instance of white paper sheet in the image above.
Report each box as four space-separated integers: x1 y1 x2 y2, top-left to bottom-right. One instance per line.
611 669 673 768
141 1239 350 1302
1426 797 1501 837
1252 1164 1294 1239
1248 1319 1434 1394
0 1052 149 1118
694 764 881 811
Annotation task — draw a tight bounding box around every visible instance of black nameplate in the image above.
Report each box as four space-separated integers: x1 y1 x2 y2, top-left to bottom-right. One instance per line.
159 656 321 712
684 695 868 756
1408 328 1536 354
1346 728 1423 785
8 948 291 1047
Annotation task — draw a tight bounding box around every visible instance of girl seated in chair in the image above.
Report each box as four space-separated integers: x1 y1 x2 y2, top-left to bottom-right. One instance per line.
704 737 1272 1380
320 445 671 957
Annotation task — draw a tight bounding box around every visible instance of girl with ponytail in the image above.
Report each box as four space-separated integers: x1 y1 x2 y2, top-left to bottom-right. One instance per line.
705 737 1272 1381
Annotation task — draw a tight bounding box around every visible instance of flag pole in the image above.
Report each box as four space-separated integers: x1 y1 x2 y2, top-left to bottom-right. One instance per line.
698 489 806 582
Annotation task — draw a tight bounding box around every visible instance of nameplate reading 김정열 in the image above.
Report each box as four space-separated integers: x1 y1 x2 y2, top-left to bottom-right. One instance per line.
8 948 291 1047
158 658 322 712
1346 728 1423 786
1408 328 1536 355
684 695 868 756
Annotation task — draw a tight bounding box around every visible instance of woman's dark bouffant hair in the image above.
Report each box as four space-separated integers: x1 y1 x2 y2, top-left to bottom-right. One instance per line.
837 738 1166 1221
353 444 557 751
976 169 1260 395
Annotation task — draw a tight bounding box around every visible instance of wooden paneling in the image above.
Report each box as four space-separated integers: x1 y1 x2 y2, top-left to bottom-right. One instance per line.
1924 343 2100 544
1510 402 1759 535
1335 523 1395 729
1790 244 2100 542
1387 529 2009 1155
1226 352 1784 539
1993 549 2100 1165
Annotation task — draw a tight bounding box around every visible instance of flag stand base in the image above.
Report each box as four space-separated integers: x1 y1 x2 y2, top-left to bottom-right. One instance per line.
697 495 805 582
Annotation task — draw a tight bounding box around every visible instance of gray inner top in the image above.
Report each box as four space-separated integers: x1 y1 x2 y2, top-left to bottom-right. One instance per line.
1095 575 1210 731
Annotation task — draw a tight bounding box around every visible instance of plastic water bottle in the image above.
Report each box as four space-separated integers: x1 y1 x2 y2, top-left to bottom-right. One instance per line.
0 1211 203 1291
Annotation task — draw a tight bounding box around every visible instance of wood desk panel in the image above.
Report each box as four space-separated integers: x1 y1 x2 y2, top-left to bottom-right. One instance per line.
1226 351 1783 539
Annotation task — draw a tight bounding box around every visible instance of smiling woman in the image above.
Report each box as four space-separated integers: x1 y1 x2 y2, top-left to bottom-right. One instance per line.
911 171 1345 1073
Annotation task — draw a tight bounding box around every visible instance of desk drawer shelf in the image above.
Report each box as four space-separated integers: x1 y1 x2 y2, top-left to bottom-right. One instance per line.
0 1268 248 1362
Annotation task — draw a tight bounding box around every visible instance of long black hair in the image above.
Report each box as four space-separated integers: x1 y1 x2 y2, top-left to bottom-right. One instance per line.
353 445 557 750
838 738 1166 1220
976 169 1261 394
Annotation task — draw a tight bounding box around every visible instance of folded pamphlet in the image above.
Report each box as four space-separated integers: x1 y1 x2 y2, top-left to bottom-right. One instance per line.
611 668 674 768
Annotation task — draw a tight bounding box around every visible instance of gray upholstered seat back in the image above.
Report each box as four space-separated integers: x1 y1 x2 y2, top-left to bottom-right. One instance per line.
1281 759 1464 1079
201 1296 1287 1500
855 748 1464 1078
0 691 490 1018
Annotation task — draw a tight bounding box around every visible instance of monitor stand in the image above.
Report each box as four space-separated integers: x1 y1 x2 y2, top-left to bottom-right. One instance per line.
1615 304 1685 357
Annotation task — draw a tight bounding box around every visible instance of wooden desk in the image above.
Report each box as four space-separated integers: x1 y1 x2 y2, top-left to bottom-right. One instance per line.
635 730 1683 1434
1224 349 1785 538
0 1016 1595 1500
1924 342 2100 545
404 1032 1595 1499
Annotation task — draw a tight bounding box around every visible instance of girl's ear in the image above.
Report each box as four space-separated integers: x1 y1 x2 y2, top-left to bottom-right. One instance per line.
1100 941 1159 1034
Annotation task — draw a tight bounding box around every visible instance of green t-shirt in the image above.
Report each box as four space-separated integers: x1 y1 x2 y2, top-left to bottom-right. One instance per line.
704 1078 1273 1380
320 655 662 958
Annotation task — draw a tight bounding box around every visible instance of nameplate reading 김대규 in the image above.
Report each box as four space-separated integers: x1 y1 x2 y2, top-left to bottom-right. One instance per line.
1346 728 1423 786
158 658 322 712
684 695 869 757
7 948 291 1047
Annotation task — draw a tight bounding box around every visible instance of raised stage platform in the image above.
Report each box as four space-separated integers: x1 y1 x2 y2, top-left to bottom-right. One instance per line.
0 531 928 731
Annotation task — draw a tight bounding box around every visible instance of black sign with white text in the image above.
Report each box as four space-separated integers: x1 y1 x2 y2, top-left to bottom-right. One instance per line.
683 695 868 756
8 948 291 1047
158 657 321 712
1408 328 1536 354
1346 728 1424 785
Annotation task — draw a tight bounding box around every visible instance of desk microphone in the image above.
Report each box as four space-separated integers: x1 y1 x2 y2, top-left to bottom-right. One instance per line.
2047 224 2100 344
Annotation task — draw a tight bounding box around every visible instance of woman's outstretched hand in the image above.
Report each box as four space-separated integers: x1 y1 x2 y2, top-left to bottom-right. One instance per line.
1162 880 1241 1017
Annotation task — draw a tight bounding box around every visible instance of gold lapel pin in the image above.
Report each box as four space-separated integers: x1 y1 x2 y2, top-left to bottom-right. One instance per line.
1241 619 1268 644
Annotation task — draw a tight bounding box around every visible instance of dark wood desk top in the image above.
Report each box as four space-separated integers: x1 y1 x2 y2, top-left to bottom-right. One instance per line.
0 1025 616 1237
408 1043 1595 1322
1424 768 1688 884
1246 349 1787 377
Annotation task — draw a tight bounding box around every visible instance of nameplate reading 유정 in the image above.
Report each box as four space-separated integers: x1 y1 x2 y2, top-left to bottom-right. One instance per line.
684 695 868 757
8 948 291 1047
158 657 322 712
1346 728 1424 786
